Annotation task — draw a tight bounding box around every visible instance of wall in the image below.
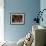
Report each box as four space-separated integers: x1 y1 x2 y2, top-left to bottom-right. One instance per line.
0 0 4 42
40 0 46 27
4 0 40 42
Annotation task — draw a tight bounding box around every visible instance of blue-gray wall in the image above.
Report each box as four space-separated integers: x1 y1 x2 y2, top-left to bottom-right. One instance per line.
40 0 46 27
4 0 40 42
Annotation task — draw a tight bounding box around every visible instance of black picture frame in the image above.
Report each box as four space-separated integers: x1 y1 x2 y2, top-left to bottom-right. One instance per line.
10 13 25 25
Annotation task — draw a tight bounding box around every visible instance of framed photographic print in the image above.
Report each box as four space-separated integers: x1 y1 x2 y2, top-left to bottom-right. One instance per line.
10 13 25 25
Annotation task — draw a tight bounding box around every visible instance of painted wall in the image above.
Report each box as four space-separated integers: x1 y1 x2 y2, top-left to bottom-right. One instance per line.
4 0 40 42
40 0 46 27
0 0 4 41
